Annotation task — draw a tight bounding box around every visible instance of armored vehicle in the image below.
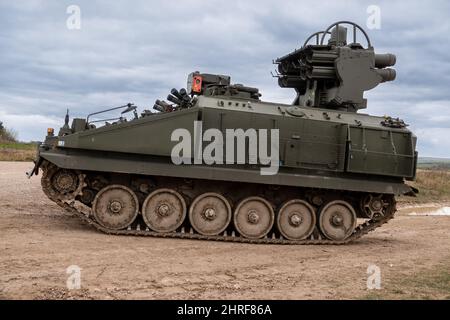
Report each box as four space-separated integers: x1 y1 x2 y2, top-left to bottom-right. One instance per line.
29 21 417 244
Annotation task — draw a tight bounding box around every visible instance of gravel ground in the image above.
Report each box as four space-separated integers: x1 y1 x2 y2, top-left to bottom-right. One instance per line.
1 161 449 300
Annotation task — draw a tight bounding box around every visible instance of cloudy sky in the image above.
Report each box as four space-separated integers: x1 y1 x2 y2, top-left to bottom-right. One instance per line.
0 0 449 157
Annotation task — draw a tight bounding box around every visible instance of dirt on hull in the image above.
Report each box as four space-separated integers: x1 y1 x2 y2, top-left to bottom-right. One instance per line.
1 162 449 300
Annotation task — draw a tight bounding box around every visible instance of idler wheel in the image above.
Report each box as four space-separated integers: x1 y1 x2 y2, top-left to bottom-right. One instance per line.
189 192 232 236
142 188 186 233
53 170 78 194
277 199 316 240
41 165 84 201
234 197 274 239
319 200 356 241
92 185 139 230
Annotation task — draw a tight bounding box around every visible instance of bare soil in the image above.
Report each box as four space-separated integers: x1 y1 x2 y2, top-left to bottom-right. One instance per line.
1 162 449 300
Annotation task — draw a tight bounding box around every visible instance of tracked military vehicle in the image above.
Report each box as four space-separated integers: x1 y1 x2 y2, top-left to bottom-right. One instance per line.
29 21 418 244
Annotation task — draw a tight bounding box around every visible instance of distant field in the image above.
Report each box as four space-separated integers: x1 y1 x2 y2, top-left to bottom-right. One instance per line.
417 157 450 171
0 142 36 161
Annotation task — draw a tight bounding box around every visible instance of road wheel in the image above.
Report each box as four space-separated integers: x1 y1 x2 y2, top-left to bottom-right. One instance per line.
277 199 316 240
189 192 232 236
92 185 139 230
142 188 186 233
234 197 274 239
319 200 356 241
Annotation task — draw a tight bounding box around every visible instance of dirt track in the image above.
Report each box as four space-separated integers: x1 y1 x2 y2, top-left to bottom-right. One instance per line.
1 162 449 300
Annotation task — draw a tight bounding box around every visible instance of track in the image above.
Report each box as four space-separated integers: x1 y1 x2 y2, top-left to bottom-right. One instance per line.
40 162 397 245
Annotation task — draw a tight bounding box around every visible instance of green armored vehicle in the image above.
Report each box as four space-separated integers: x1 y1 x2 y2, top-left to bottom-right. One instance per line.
29 21 417 244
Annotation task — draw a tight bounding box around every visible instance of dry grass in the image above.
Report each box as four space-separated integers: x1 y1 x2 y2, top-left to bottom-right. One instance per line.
399 169 450 204
0 142 36 161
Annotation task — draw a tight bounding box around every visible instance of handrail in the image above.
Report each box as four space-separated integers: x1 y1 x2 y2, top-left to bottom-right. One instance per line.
86 103 135 124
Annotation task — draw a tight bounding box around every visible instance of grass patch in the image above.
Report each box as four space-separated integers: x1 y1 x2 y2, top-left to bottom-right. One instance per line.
0 141 37 161
0 142 35 150
398 169 450 204
0 122 38 161
362 264 450 300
